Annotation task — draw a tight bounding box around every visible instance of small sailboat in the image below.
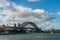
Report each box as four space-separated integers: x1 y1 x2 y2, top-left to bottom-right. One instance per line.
51 31 53 34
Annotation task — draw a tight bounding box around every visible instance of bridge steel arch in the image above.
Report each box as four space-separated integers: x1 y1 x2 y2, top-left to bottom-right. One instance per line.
20 22 42 33
21 22 38 28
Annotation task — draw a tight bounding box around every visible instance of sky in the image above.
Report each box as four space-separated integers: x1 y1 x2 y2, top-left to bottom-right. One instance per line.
0 0 60 30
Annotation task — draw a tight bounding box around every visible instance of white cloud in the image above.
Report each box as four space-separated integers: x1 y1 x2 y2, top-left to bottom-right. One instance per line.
33 9 45 14
0 0 54 27
2 2 47 22
28 0 39 2
57 11 60 15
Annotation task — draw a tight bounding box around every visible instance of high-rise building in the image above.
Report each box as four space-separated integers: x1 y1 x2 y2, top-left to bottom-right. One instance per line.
14 23 16 27
18 23 21 27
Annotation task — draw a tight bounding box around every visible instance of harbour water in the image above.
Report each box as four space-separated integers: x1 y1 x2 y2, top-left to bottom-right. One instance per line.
0 33 60 40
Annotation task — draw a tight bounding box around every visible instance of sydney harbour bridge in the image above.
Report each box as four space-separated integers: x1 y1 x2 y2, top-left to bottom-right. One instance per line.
19 22 42 33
